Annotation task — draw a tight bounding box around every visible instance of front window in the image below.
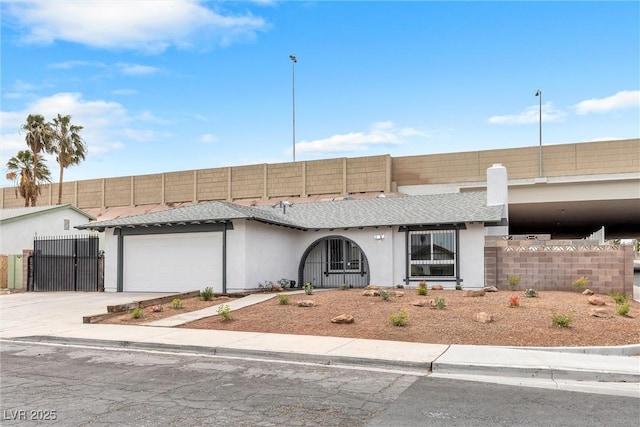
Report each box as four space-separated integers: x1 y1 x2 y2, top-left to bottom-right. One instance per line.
409 230 456 277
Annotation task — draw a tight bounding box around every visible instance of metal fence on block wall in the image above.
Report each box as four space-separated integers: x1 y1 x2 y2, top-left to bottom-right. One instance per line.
29 235 103 292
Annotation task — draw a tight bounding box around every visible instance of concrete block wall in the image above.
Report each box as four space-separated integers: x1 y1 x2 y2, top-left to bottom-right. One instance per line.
105 177 131 207
346 155 389 193
196 168 229 201
484 237 634 295
267 162 303 198
165 171 195 204
133 174 162 205
231 164 264 199
77 179 102 209
306 158 344 195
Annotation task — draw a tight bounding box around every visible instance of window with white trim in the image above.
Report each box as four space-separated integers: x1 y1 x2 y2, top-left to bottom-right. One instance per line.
409 230 456 277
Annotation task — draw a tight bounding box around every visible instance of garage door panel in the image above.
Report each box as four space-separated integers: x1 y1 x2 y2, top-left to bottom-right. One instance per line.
124 233 222 293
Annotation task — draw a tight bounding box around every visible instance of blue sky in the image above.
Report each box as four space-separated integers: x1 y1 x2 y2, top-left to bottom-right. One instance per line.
1 1 639 187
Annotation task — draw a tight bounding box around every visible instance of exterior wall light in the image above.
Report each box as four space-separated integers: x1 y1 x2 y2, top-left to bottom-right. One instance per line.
374 233 385 241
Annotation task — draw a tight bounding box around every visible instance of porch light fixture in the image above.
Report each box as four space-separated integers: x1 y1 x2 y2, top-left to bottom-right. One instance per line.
374 233 385 241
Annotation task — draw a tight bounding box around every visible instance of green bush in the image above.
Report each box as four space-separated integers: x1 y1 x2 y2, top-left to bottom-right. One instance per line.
278 294 289 305
130 307 143 319
396 284 404 289
217 304 232 321
507 275 521 291
389 309 408 327
171 298 183 309
523 288 538 298
339 284 349 290
455 281 463 291
610 293 629 304
304 282 313 295
433 296 446 309
200 286 214 301
380 289 391 301
617 302 630 316
571 276 589 291
551 310 574 328
417 282 428 296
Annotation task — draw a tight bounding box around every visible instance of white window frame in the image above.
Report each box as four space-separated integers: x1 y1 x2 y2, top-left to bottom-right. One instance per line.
408 229 456 278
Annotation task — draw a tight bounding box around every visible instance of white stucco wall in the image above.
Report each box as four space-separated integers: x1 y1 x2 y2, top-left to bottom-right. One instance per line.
0 208 94 254
103 228 118 292
459 222 487 288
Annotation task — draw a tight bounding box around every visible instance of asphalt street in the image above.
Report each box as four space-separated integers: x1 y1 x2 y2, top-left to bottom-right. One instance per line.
2 341 639 426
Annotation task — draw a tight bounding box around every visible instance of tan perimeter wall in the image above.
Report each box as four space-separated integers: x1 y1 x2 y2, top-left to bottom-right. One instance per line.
2 139 638 209
484 237 635 295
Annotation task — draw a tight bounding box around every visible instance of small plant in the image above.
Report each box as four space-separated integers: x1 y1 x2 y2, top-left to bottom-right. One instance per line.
433 296 446 309
523 288 538 298
616 302 630 316
455 281 463 291
278 294 290 305
171 298 183 309
380 289 391 300
509 295 520 307
417 281 428 296
389 309 408 327
507 275 521 291
217 304 232 321
200 286 214 301
396 284 404 289
304 282 314 295
551 309 574 328
610 293 629 304
130 307 143 319
571 276 589 291
339 284 349 291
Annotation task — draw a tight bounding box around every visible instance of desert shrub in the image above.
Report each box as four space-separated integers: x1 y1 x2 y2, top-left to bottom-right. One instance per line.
610 293 629 304
551 310 574 328
278 294 289 305
200 286 214 301
171 298 183 309
417 282 428 296
389 309 408 327
433 296 446 309
507 275 521 291
217 304 232 321
130 307 143 319
304 282 314 295
509 295 520 307
396 284 404 289
455 281 463 291
523 288 538 298
339 284 349 290
571 276 589 291
617 302 630 316
380 289 391 301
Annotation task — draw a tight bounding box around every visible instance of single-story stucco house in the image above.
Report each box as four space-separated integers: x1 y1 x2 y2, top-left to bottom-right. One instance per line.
77 165 509 294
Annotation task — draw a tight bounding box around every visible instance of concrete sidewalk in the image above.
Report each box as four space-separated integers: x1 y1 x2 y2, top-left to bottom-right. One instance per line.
1 292 639 397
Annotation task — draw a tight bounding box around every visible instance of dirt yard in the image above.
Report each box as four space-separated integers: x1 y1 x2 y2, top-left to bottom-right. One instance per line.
101 288 640 347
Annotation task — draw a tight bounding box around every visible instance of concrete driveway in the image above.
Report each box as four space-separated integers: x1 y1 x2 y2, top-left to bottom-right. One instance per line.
0 292 172 339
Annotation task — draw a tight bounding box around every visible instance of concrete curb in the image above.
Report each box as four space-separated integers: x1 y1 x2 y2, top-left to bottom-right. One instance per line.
5 336 433 375
514 343 640 357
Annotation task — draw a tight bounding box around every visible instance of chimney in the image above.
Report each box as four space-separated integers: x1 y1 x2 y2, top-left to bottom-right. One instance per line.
487 163 508 218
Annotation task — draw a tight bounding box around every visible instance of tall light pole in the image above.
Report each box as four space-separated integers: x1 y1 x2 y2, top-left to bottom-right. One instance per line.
289 54 297 162
535 89 542 177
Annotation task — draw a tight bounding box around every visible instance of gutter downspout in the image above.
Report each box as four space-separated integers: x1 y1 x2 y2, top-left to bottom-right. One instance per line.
222 222 227 294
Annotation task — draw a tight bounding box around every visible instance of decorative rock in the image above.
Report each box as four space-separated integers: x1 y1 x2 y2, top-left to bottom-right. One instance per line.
365 284 380 290
362 289 380 297
482 286 499 293
272 285 284 292
582 289 595 296
431 285 443 290
588 296 606 306
464 289 486 297
331 314 354 324
298 300 316 307
151 305 163 313
393 291 405 297
411 300 427 307
589 307 613 318
473 312 494 323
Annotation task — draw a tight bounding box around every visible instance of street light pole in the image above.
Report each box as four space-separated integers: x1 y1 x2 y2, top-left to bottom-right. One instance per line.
289 55 297 162
535 89 542 177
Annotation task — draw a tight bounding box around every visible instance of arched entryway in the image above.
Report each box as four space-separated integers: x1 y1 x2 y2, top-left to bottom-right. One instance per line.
298 236 370 289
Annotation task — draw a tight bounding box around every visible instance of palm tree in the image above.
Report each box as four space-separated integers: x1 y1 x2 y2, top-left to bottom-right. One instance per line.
5 150 52 207
22 114 53 201
51 114 87 204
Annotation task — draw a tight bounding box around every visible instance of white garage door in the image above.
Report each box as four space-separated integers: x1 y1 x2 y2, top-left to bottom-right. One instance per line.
123 232 223 293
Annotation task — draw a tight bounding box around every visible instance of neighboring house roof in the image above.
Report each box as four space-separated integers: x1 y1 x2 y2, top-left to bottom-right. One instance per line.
76 191 504 231
0 204 96 225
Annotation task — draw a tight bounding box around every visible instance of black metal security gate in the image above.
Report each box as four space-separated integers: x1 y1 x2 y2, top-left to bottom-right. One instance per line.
29 235 102 292
299 236 370 288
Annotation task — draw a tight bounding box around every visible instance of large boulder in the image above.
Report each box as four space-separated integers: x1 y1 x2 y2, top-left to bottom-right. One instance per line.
298 300 316 307
431 285 443 291
588 296 606 306
473 312 494 323
464 289 486 297
362 289 380 297
331 314 355 324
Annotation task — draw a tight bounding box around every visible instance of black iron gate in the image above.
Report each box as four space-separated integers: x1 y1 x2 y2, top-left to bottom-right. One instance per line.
299 236 370 289
29 235 103 292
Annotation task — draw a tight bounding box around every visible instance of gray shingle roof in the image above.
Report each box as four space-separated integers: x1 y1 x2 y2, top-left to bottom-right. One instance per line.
77 191 503 231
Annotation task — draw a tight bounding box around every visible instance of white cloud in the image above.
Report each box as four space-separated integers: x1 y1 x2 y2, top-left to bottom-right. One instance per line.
111 89 139 96
200 133 218 143
48 60 105 69
5 0 268 53
120 128 157 142
488 102 566 125
295 121 426 155
116 63 160 76
573 90 640 114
